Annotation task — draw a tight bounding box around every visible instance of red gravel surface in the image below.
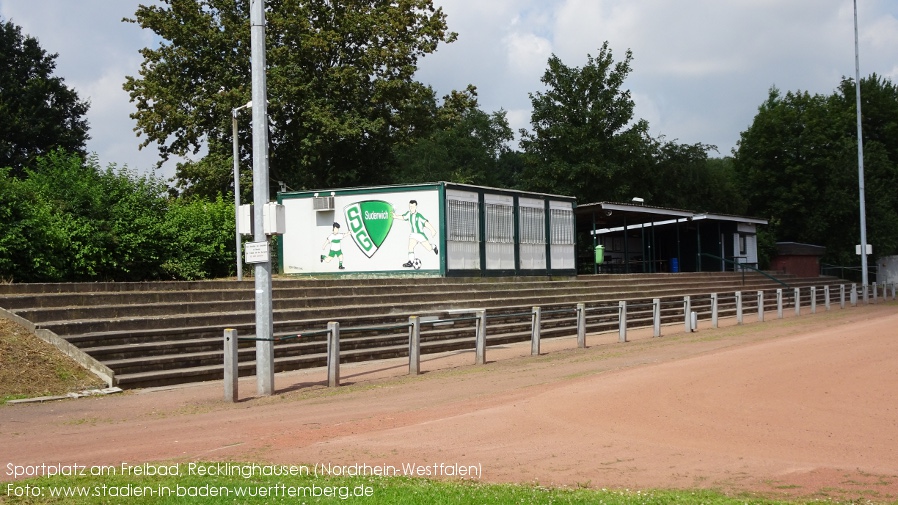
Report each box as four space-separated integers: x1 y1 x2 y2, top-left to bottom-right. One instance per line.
2 302 897 502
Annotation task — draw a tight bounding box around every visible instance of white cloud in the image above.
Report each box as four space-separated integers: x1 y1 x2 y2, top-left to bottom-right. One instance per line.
503 31 552 76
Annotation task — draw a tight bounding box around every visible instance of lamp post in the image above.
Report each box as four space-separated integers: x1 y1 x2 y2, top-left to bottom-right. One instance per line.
853 0 869 289
232 101 252 282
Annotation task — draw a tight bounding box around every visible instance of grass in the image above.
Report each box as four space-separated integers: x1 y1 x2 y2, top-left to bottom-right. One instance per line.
0 318 105 404
0 463 834 504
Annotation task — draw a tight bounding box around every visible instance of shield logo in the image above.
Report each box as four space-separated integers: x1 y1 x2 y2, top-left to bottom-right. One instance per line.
344 200 394 258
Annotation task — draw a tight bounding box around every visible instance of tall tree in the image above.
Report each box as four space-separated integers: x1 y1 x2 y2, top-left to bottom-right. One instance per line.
0 18 90 177
124 0 456 196
392 85 515 186
733 77 898 265
518 42 652 203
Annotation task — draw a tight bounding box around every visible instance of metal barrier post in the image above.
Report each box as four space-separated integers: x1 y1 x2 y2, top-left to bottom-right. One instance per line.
840 284 846 309
873 282 878 303
811 287 817 314
683 296 692 332
409 316 420 376
618 301 627 343
824 285 831 311
224 328 238 402
327 322 340 387
794 287 801 315
475 310 486 365
851 284 858 307
531 306 541 356
576 303 586 348
892 283 896 300
653 298 661 337
757 291 764 322
711 293 719 328
863 283 869 304
776 289 783 319
735 291 743 324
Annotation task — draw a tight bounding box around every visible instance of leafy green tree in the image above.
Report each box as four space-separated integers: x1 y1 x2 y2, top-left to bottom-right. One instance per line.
733 77 898 266
0 19 90 177
0 151 239 282
392 86 515 186
518 42 652 203
124 0 457 196
160 195 235 280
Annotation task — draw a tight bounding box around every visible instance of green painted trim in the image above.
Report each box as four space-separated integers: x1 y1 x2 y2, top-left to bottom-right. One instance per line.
280 183 442 200
512 195 521 276
437 184 447 277
478 192 487 272
544 199 552 274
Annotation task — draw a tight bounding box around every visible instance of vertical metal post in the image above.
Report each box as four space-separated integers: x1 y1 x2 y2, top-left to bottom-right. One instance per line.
757 291 764 322
232 111 243 282
824 285 831 311
711 293 719 328
873 282 878 303
851 284 858 306
841 284 846 309
408 316 420 376
327 322 340 387
892 283 896 300
530 307 541 356
475 310 486 365
618 301 627 343
576 303 586 348
653 298 661 337
735 291 743 324
683 296 692 332
794 287 801 315
776 289 783 319
251 0 274 396
863 283 869 304
853 0 870 290
224 329 238 402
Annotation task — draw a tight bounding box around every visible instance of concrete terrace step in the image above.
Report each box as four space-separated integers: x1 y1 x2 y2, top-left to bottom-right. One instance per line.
1 273 850 389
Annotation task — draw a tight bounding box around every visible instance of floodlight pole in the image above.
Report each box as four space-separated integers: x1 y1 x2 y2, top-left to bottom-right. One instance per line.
232 101 251 282
853 0 869 288
251 0 274 395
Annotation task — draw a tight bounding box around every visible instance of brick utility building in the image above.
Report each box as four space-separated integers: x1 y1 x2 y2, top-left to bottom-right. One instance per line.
770 242 826 278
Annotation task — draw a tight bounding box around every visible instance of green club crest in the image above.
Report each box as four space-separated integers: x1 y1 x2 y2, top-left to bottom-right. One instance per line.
344 200 394 258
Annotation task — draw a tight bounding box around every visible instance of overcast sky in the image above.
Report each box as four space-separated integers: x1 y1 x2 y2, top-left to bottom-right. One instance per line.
3 1 897 180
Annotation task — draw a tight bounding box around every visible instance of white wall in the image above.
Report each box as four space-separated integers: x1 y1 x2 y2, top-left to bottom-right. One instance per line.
281 189 441 274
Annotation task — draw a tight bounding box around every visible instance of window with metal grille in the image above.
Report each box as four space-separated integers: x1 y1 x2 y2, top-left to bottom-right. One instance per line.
551 208 574 245
519 206 546 245
485 204 514 243
448 199 479 242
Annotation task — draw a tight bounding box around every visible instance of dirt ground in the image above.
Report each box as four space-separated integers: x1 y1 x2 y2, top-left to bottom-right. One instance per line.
1 301 897 502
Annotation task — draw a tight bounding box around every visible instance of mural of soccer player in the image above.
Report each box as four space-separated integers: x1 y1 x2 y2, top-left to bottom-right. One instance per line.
321 222 348 270
393 199 438 268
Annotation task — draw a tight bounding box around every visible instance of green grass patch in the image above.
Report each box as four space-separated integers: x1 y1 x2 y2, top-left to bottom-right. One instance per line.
0 462 842 504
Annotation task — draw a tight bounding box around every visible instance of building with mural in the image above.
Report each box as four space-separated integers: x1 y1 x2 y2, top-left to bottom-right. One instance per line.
278 182 578 277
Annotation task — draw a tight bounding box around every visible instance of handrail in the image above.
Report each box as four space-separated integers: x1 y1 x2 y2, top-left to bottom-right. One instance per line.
699 253 790 289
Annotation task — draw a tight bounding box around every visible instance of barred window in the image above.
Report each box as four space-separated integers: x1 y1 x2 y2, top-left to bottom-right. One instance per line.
448 199 479 242
550 208 574 245
485 204 514 243
519 206 546 245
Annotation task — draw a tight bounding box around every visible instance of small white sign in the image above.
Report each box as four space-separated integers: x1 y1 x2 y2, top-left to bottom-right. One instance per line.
856 244 873 255
245 241 270 264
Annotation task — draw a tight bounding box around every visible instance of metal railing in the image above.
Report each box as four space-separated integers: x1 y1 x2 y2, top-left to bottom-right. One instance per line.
700 253 790 289
223 280 897 401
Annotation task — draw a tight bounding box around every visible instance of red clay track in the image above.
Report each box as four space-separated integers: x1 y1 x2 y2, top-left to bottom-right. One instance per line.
2 302 897 502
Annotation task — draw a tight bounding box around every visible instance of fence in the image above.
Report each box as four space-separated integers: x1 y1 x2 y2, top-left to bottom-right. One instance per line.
223 282 897 402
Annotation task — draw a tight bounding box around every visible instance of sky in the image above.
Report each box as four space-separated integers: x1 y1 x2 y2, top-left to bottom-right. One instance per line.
3 0 898 180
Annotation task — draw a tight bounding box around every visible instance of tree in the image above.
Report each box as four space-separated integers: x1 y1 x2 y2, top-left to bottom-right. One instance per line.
392 86 515 186
733 77 898 266
0 18 90 177
518 42 652 203
123 0 457 196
